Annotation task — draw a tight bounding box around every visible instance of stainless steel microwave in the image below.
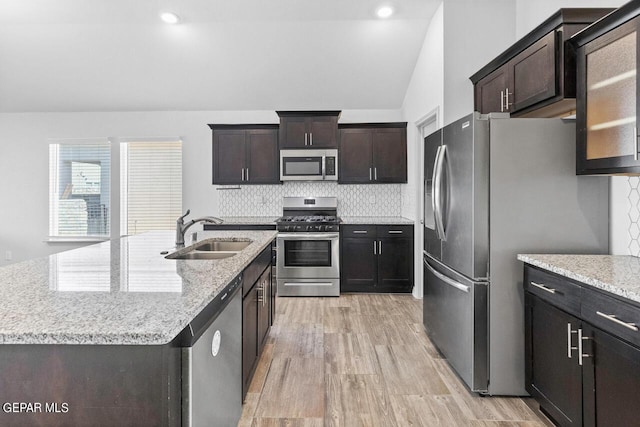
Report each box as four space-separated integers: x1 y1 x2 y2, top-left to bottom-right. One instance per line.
280 149 338 181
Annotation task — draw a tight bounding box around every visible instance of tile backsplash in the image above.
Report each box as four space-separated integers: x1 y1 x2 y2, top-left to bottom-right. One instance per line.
217 182 402 217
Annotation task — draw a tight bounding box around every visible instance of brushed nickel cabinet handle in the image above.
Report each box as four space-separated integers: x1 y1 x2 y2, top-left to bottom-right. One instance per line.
567 323 578 359
373 241 377 255
310 133 313 146
305 133 308 146
374 167 378 181
596 311 638 331
246 168 249 181
530 281 556 294
500 90 505 112
505 88 512 110
241 168 245 181
353 230 368 234
578 328 591 366
388 230 403 234
369 167 372 181
378 240 382 254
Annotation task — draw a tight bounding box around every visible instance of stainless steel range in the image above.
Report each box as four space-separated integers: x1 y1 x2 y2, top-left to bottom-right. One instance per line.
276 197 340 297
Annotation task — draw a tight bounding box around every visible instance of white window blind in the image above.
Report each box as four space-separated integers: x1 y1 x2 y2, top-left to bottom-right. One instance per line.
49 139 111 238
120 140 182 236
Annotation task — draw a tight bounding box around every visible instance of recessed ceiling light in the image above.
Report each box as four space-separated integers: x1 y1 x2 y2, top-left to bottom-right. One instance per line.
160 12 180 24
376 6 394 19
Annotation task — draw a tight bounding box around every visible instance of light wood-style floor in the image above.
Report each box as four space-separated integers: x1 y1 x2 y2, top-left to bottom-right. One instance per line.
239 294 552 427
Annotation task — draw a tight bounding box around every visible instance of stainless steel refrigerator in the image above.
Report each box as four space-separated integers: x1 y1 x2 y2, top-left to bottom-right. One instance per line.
423 112 609 396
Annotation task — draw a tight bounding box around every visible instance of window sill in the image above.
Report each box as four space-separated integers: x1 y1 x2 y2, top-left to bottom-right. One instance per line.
44 237 110 244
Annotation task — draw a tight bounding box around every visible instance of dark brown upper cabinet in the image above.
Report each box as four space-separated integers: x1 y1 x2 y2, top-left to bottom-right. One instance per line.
471 8 613 118
339 123 407 184
571 3 640 175
276 111 341 149
210 124 280 185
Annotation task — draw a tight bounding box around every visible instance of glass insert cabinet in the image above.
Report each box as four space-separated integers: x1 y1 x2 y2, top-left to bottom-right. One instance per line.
575 10 640 175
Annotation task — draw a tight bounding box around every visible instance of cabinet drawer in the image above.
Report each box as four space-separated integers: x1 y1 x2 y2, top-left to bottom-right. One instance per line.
582 288 640 348
378 225 413 239
341 225 377 238
243 246 272 297
524 267 581 316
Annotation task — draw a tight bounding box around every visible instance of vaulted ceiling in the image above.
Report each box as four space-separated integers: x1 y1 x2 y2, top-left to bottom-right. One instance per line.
0 0 439 112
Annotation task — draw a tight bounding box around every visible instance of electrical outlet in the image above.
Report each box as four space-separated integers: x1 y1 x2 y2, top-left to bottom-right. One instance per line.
5 250 12 261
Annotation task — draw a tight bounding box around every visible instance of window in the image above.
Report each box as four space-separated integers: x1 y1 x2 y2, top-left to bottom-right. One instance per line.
120 139 182 236
49 139 111 239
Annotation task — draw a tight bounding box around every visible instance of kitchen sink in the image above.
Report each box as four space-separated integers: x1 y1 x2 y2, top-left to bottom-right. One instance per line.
193 241 251 252
165 239 253 260
167 251 237 260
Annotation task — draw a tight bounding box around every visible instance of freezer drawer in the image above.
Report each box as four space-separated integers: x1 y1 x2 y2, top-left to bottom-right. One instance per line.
423 255 488 393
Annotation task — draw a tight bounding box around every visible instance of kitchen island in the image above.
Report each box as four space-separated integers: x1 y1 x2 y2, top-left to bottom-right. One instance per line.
0 230 277 426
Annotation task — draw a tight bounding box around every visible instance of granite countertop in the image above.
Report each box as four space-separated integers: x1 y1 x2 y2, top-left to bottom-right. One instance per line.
340 216 414 225
218 216 279 225
518 254 640 304
0 230 277 345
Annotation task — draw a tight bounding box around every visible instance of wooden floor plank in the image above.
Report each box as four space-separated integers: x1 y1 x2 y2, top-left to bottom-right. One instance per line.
325 374 397 427
375 344 450 395
242 294 551 426
324 333 379 375
254 357 324 419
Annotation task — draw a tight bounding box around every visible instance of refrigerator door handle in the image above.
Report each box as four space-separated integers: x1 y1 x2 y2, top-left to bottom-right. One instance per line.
432 145 442 239
433 145 447 240
423 257 470 293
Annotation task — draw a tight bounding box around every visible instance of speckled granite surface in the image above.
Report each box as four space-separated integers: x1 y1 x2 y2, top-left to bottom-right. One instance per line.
518 254 640 304
340 216 414 225
219 216 279 225
0 230 277 345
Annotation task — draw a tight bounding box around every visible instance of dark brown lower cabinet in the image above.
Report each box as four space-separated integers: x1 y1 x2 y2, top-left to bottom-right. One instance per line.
582 325 640 427
242 283 259 398
340 225 414 293
525 294 582 426
241 246 273 399
524 264 640 427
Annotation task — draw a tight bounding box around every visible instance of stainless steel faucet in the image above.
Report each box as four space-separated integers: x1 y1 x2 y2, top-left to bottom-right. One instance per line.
175 209 223 247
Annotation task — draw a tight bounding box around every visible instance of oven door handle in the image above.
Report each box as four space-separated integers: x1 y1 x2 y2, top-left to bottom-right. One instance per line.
277 233 339 240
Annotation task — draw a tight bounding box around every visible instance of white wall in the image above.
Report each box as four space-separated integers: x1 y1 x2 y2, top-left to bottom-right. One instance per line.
515 0 622 38
0 108 401 266
443 0 516 125
400 2 444 298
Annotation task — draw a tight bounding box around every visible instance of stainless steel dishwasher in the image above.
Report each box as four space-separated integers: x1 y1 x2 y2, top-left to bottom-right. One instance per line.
181 275 243 427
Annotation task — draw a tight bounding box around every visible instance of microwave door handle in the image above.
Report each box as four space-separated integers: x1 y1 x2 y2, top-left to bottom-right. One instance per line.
322 155 326 180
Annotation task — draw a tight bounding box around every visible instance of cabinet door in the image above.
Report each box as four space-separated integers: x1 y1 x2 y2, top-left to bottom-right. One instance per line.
280 116 308 148
340 237 377 292
372 128 407 183
246 129 279 184
307 116 338 148
339 129 373 183
242 286 258 399
510 30 557 112
525 294 582 427
257 268 271 349
577 17 640 174
213 130 246 184
582 324 640 427
377 237 413 292
474 66 510 114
